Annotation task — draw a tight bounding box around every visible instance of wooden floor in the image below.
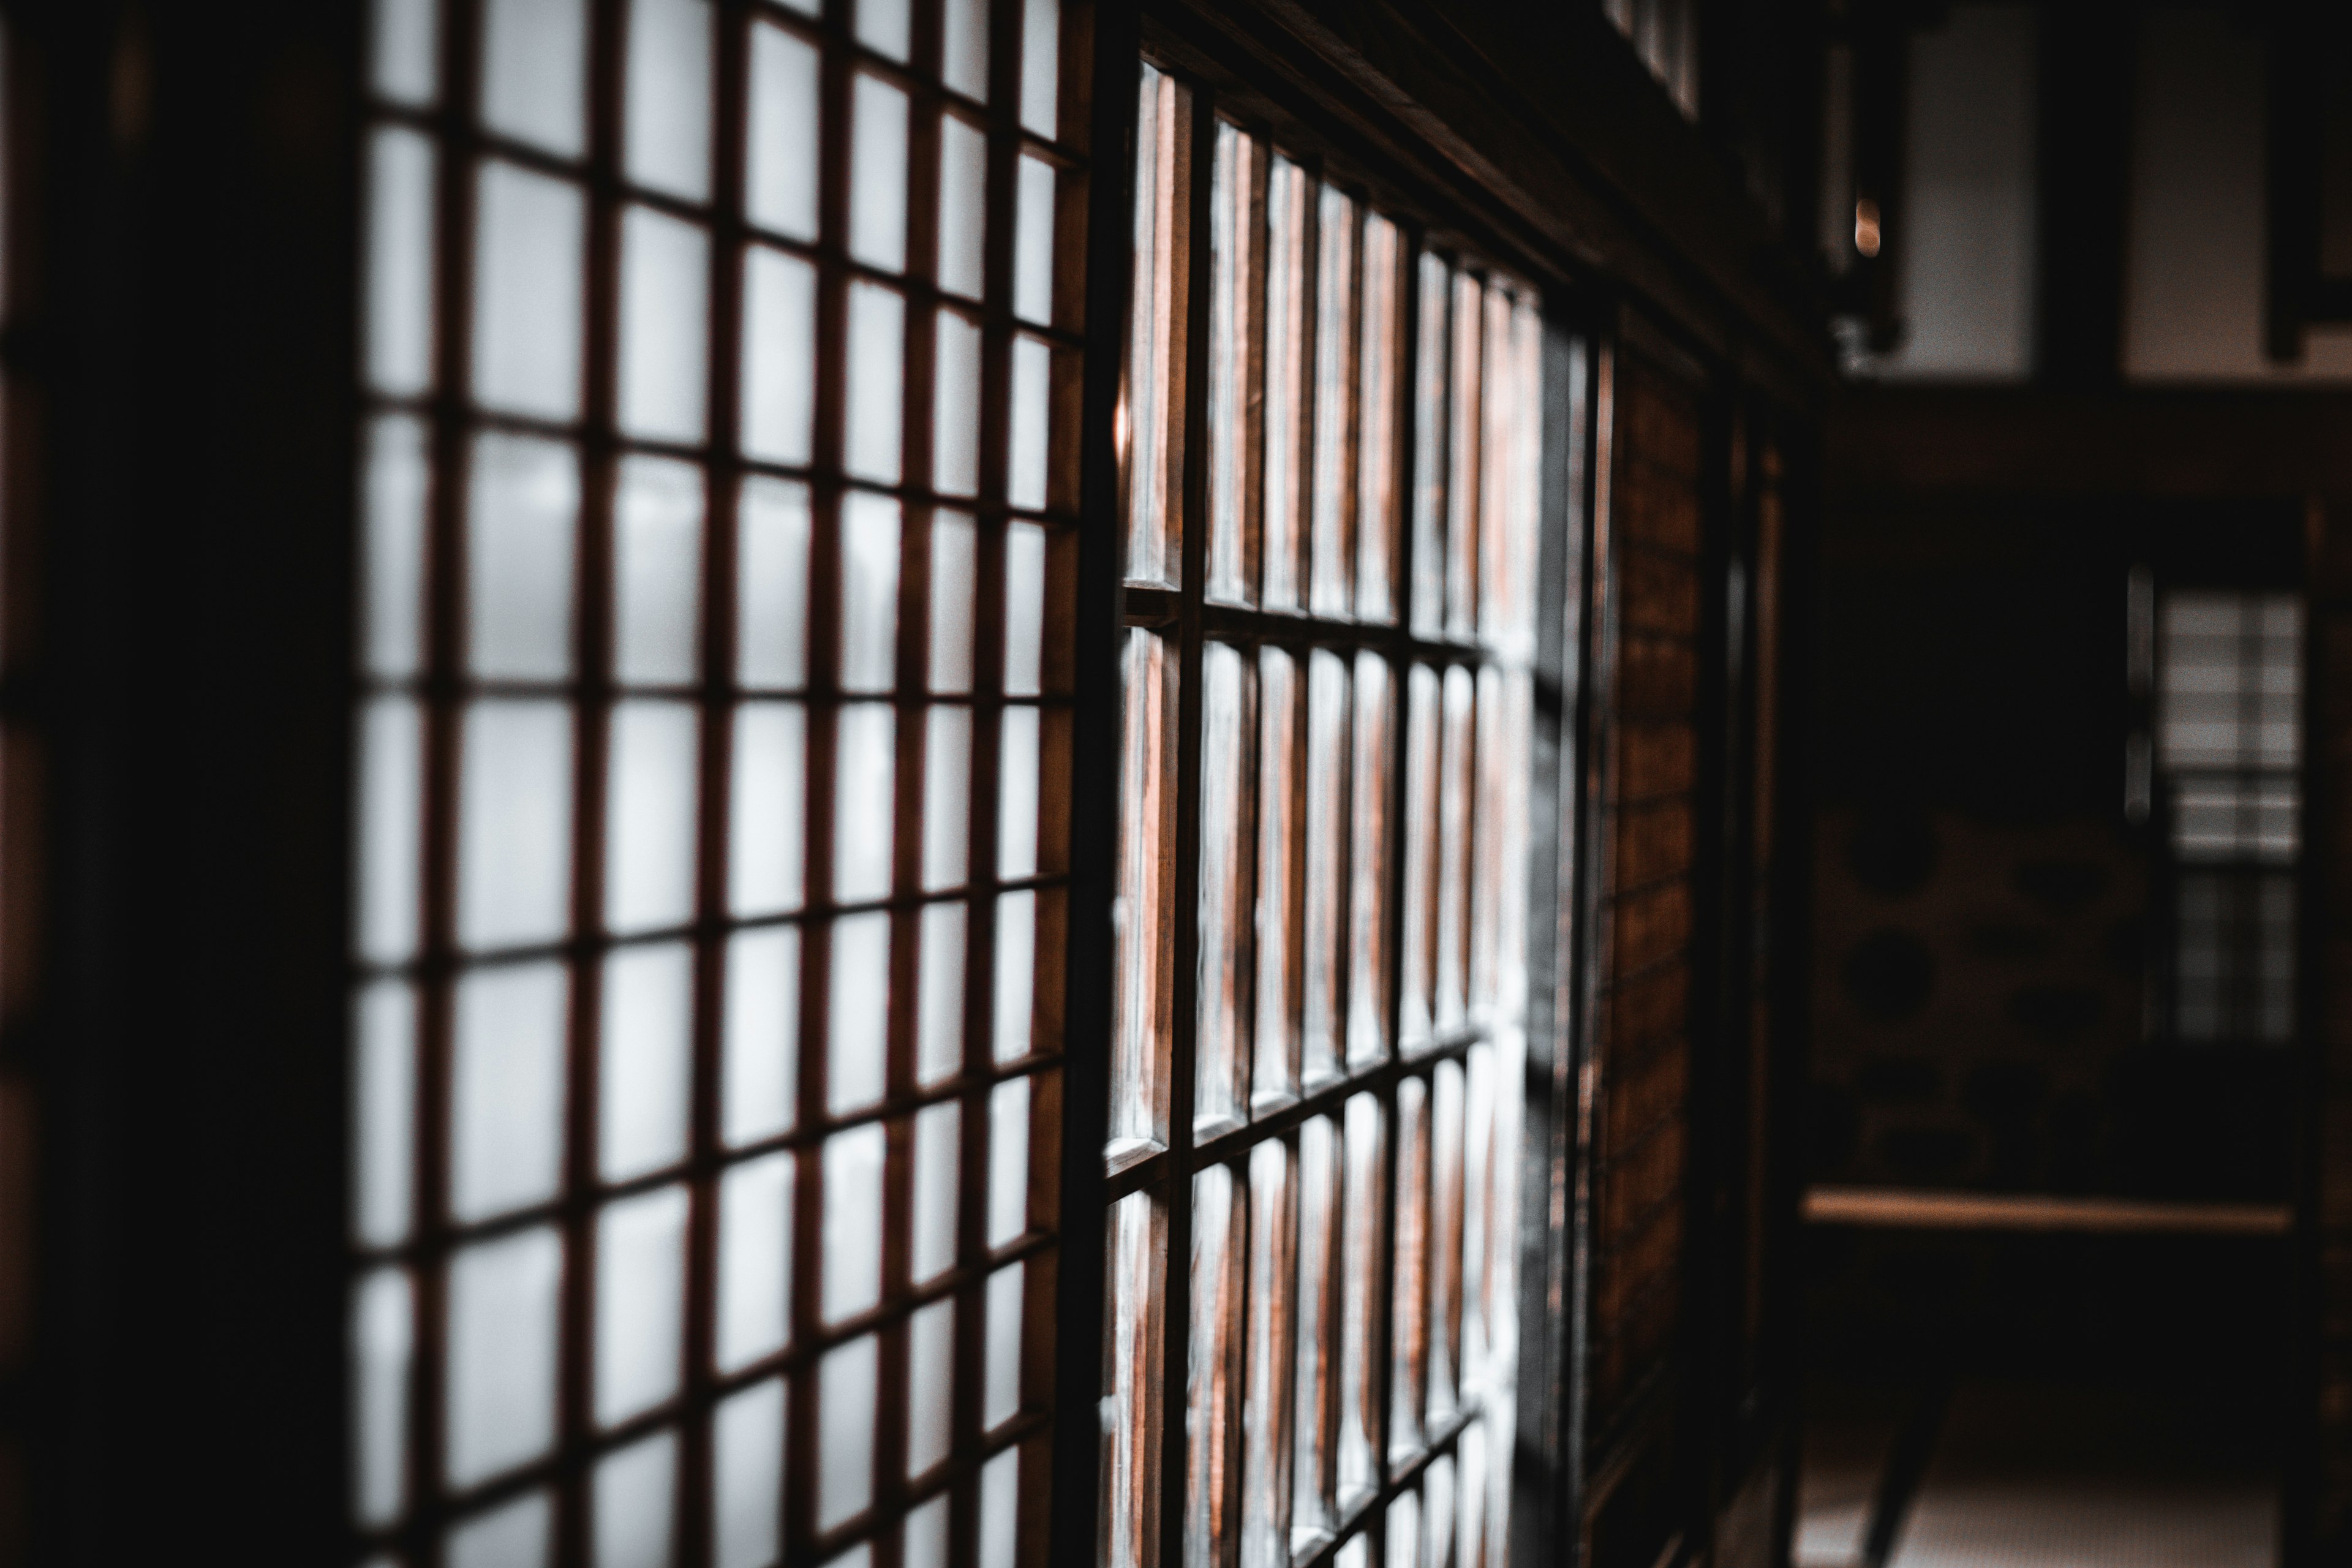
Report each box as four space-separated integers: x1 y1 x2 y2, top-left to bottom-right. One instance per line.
1799 1381 2277 1568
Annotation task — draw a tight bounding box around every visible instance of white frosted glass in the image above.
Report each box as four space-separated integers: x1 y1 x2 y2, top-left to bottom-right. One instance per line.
467 431 579 679
723 924 799 1144
363 413 429 679
839 491 901 693
911 1101 959 1280
451 960 568 1219
929 512 977 692
984 1263 1022 1427
821 1123 887 1321
625 0 713 200
987 1074 1028 1244
729 701 807 916
933 309 982 497
745 24 820 240
1008 336 1049 510
351 1267 412 1525
924 707 971 890
828 910 891 1112
717 1151 793 1370
614 456 704 685
600 941 694 1178
1003 522 1046 696
372 0 440 105
919 905 966 1087
858 0 911 59
606 699 699 933
445 1226 563 1484
481 0 586 155
618 206 710 443
737 477 811 687
850 74 910 271
937 116 987 300
594 1433 678 1568
713 1380 786 1568
943 0 988 94
833 703 897 901
994 890 1033 1063
450 1492 553 1568
846 283 906 483
741 247 817 466
817 1336 879 1529
997 706 1038 878
980 1447 1019 1568
473 161 584 420
1018 0 1058 135
353 980 416 1247
595 1185 688 1425
388 709 515 915
367 128 437 396
356 696 421 965
906 1302 954 1475
1014 154 1055 324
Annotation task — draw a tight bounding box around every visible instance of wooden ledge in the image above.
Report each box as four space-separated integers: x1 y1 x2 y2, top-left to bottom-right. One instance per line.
1803 1185 2292 1236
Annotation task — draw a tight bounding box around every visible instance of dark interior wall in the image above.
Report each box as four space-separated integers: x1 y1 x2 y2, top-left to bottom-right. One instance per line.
1806 494 2304 1201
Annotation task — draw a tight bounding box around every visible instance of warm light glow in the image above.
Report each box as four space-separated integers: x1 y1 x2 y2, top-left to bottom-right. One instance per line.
1854 197 1882 257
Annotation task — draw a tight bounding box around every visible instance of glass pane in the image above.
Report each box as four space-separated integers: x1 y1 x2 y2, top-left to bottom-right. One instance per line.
1410 253 1449 638
1300 650 1349 1086
617 206 710 443
367 128 437 397
942 0 988 98
458 700 575 948
832 702 897 902
1102 1191 1163 1568
1009 336 1052 511
1112 630 1172 1154
924 706 972 889
450 960 568 1221
450 1491 554 1568
1005 521 1047 697
1196 643 1251 1131
1355 213 1402 622
614 456 704 685
829 910 891 1112
988 1075 1030 1245
1186 1164 1242 1568
1335 1093 1383 1505
1399 666 1440 1047
625 0 712 200
473 161 585 421
908 1300 955 1474
1387 1074 1429 1456
1124 66 1184 586
372 0 440 105
606 699 700 934
938 115 989 300
839 491 902 693
1015 153 1057 324
352 1267 413 1525
356 696 423 966
745 23 820 238
846 283 907 483
935 309 983 497
1289 1114 1336 1542
918 901 966 1082
722 924 799 1145
850 74 911 272
821 1126 887 1322
593 1431 677 1568
981 1446 1022 1568
741 247 818 466
353 981 416 1246
1240 1139 1294 1568
984 1261 1024 1427
818 1336 880 1528
717 1151 793 1371
995 889 1036 1061
911 1101 959 1279
467 431 579 680
1253 647 1299 1107
1445 272 1483 636
1261 157 1310 611
1346 653 1392 1068
445 1226 564 1485
729 700 807 917
481 0 587 156
1308 186 1356 619
1436 666 1474 1030
737 476 810 688
999 706 1040 878
594 1184 688 1425
600 941 694 1178
1205 121 1260 607
713 1380 786 1568
930 511 978 693
363 412 430 679
1426 1057 1465 1420
1019 0 1058 136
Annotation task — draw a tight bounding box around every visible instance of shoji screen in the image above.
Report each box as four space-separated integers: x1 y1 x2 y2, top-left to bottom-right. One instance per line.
1103 64 1542 1568
350 0 1088 1562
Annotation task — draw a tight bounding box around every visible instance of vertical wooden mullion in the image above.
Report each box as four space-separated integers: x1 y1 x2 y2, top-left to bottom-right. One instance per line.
680 3 754 1565
558 1 630 1564
1156 76 1214 1568
409 0 488 1555
793 0 860 1546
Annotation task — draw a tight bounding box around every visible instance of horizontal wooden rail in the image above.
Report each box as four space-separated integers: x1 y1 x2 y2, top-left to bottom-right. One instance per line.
1802 1185 2292 1236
